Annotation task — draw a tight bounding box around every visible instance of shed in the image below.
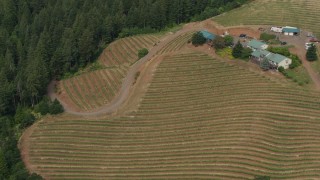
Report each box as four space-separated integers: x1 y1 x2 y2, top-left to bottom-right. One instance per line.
282 26 300 36
200 30 216 41
247 39 269 51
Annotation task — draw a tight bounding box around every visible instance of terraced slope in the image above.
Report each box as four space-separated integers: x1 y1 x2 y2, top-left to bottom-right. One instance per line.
57 35 160 112
157 31 194 55
99 35 160 67
29 52 320 179
213 0 320 37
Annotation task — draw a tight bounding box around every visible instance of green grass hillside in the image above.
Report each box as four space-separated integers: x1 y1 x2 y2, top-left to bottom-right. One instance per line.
213 0 320 37
28 52 320 179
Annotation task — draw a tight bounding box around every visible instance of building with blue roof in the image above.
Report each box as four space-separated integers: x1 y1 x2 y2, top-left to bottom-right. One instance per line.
200 30 216 41
282 26 300 36
247 39 269 51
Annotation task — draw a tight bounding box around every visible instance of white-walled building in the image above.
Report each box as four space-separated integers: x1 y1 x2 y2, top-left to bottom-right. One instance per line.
251 50 292 69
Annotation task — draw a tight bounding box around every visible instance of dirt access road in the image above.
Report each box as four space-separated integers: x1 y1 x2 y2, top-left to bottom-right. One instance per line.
286 37 320 90
49 20 320 117
263 28 320 90
49 21 208 117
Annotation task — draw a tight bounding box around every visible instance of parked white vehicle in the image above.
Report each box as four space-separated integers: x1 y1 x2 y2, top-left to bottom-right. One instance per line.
305 43 314 50
271 27 283 33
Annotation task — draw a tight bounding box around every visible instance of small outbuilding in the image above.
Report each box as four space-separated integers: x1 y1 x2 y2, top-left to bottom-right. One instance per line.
200 30 216 42
247 39 269 51
282 26 300 36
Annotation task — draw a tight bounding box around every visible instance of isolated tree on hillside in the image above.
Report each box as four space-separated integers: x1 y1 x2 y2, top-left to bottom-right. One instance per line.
306 44 318 61
232 41 243 58
191 32 206 46
138 48 149 59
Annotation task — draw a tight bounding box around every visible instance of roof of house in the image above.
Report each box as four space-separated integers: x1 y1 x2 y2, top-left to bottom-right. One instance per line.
251 50 289 64
248 39 267 49
267 53 288 64
200 30 216 40
251 49 270 58
282 27 300 33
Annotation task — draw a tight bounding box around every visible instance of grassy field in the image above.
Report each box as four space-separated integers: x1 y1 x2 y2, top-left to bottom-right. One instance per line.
29 52 320 179
57 34 160 111
311 45 320 74
285 65 312 86
213 0 320 37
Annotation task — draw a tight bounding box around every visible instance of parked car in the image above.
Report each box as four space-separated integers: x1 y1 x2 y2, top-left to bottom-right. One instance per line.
280 41 287 45
307 33 314 37
239 34 247 38
309 38 320 43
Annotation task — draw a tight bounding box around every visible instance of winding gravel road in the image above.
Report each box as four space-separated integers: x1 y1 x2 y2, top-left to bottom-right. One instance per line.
49 21 320 117
49 23 203 117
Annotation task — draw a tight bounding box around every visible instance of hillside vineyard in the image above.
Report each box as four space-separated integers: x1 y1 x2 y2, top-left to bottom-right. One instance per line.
28 52 320 179
59 35 160 112
214 0 320 37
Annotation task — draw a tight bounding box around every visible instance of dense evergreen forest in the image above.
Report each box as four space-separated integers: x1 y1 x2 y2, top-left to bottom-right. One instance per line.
0 0 248 178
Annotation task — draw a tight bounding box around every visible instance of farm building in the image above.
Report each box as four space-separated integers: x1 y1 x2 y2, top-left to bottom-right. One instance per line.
247 39 269 51
282 26 300 36
200 30 216 42
251 50 292 69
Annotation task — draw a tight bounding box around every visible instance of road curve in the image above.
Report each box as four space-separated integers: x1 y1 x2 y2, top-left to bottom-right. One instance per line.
50 21 320 117
49 23 203 117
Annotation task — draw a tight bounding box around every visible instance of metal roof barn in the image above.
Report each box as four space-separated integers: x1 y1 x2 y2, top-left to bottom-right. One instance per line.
200 30 216 41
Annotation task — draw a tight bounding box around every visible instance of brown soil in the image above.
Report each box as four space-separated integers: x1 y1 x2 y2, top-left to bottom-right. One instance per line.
116 55 165 115
25 18 320 177
50 19 320 116
201 19 261 38
18 119 47 179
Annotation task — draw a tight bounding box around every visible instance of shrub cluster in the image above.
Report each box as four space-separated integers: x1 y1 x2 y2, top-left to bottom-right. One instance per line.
268 46 301 69
34 98 64 116
138 48 149 59
232 41 252 59
306 44 318 61
191 32 207 46
260 33 276 42
212 35 234 50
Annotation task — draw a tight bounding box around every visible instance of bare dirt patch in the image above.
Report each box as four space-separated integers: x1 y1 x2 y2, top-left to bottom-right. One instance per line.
202 19 261 38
